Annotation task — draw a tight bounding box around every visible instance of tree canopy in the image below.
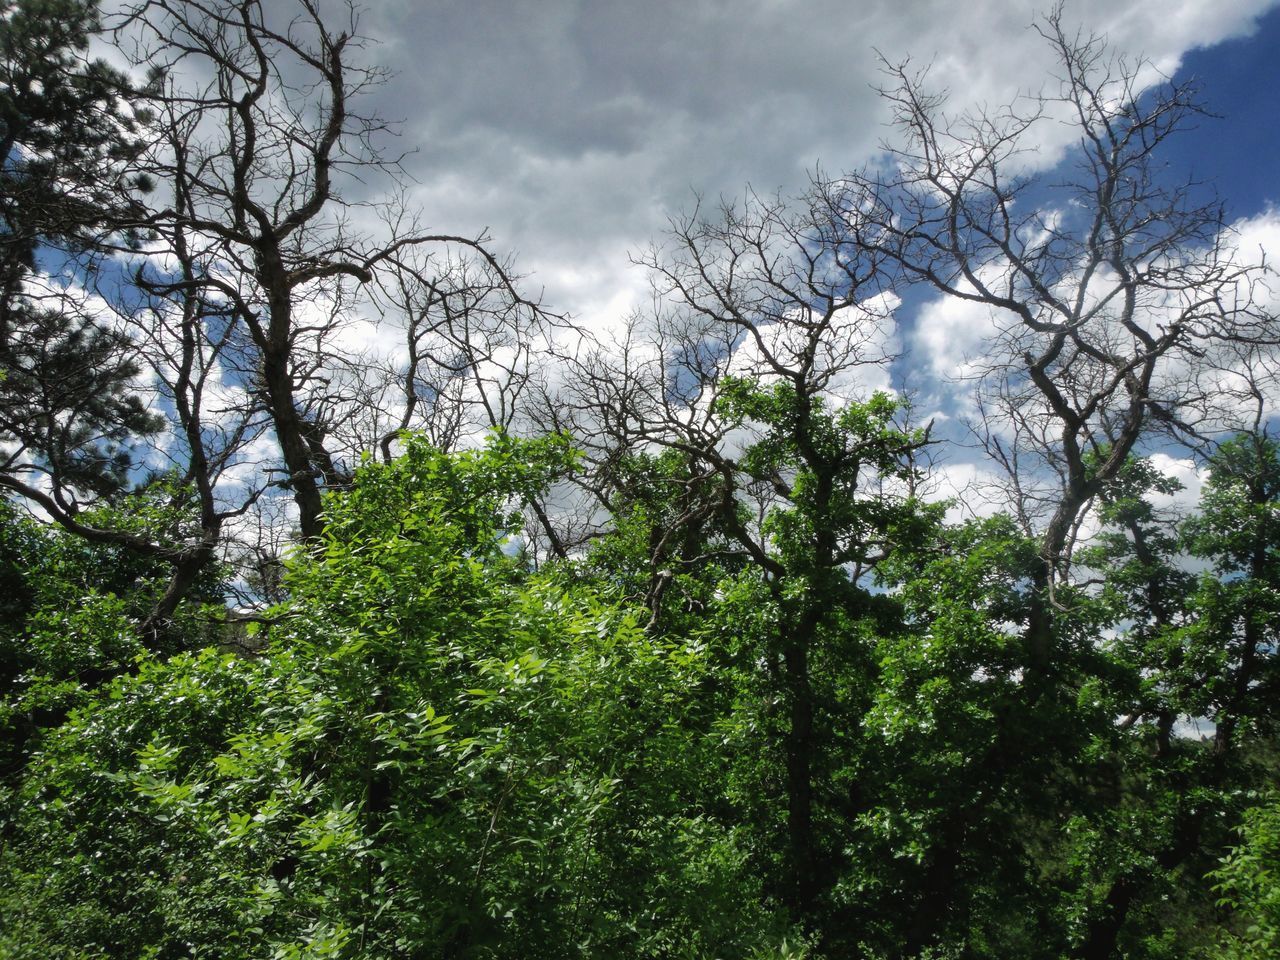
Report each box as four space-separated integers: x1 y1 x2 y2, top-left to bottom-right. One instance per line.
1 3 1279 958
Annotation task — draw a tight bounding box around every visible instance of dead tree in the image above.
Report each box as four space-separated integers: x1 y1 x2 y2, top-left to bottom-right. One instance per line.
827 11 1273 954
839 7 1265 673
117 0 545 540
368 246 563 461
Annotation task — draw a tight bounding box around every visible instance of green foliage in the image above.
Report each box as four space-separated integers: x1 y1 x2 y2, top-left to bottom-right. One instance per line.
0 494 222 788
0 5 1275 954
4 420 1280 958
0 435 788 958
1034 439 1280 958
1213 793 1280 960
0 0 161 496
0 0 152 260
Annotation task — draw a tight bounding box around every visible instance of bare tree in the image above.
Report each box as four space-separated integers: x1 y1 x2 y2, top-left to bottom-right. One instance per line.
837 6 1266 671
368 245 564 462
0 0 560 629
123 109 276 628
116 0 547 540
813 11 1277 955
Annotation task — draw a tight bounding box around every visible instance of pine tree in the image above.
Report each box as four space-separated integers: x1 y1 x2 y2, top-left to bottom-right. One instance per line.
0 0 159 498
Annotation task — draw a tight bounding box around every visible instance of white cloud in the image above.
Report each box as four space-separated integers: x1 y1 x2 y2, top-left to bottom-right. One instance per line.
930 461 1012 522
912 280 1009 386
351 0 1278 324
1145 452 1209 513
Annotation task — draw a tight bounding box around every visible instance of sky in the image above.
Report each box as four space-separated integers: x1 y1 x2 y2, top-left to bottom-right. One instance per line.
1163 3 1280 219
77 0 1280 528
344 0 1280 518
353 0 1280 328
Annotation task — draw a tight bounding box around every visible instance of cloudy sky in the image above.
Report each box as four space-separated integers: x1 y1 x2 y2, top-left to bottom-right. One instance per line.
353 0 1280 327
343 0 1280 521
83 0 1280 524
